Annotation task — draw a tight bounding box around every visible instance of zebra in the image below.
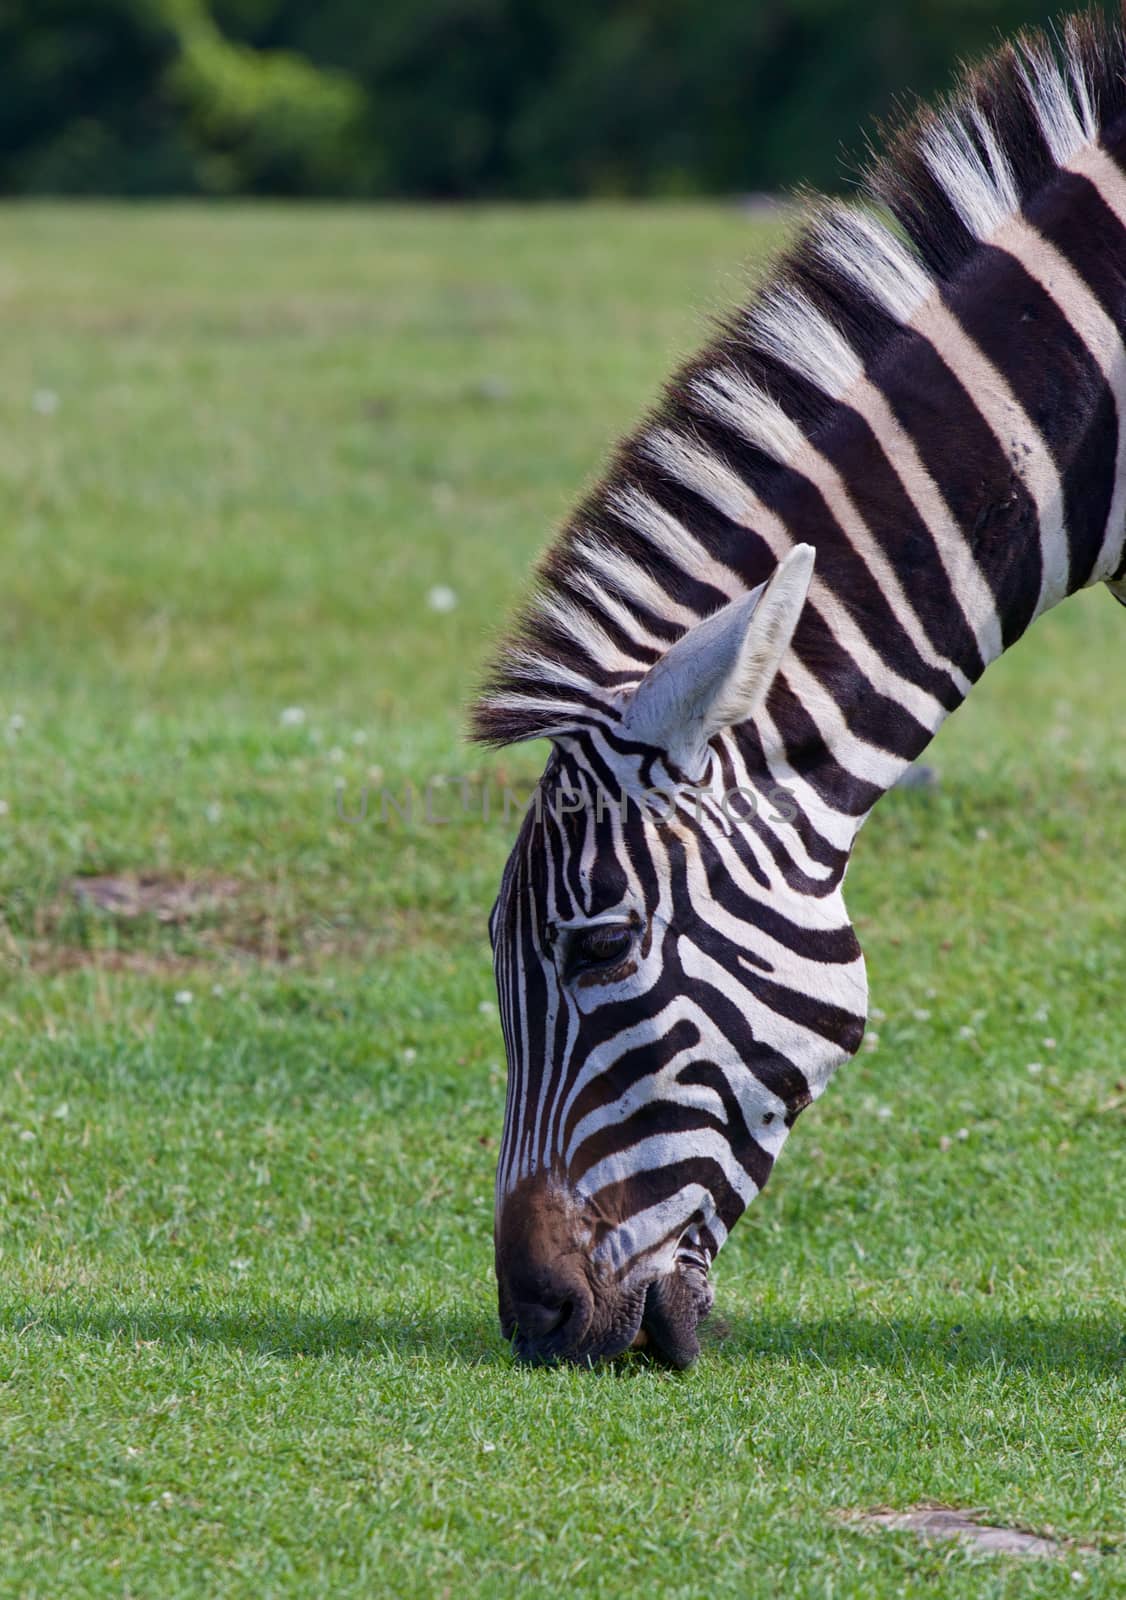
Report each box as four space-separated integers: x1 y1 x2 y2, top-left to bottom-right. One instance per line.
469 9 1126 1367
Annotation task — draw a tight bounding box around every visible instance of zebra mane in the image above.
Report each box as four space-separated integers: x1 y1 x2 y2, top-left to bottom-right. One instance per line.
469 7 1126 749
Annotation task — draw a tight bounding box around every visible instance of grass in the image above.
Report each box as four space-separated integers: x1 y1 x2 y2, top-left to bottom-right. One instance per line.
0 201 1123 1598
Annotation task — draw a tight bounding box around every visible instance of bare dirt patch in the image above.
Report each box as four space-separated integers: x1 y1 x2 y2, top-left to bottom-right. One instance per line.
839 1504 1101 1559
68 873 242 923
3 877 459 977
28 946 201 978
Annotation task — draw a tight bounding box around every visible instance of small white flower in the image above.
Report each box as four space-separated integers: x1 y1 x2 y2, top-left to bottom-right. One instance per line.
913 1008 931 1022
481 1441 496 1453
53 1103 69 1120
1033 1004 1050 1023
956 1127 969 1141
1042 1036 1057 1050
229 1257 250 1273
402 1047 417 1064
870 1006 886 1022
474 376 512 403
32 388 60 415
876 1105 892 1120
427 584 458 613
0 800 9 817
173 990 193 1007
367 765 385 784
328 746 344 764
280 706 306 727
8 713 24 734
863 1032 879 1052
1026 1061 1043 1075
18 1128 35 1142
477 1000 496 1018
939 1135 952 1152
204 801 222 824
975 826 991 841
958 1025 975 1041
211 984 225 998
351 729 368 745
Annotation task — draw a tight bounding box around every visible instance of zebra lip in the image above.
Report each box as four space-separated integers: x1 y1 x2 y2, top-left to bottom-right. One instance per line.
638 1267 712 1369
506 1284 647 1367
504 1281 601 1365
501 1269 709 1368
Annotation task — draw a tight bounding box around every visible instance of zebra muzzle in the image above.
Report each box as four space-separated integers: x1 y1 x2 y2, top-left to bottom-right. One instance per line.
495 1173 716 1367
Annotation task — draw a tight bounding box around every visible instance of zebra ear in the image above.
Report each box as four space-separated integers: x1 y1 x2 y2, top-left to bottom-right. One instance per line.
620 543 814 777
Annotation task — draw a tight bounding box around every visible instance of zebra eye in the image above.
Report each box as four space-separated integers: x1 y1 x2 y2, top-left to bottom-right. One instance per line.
564 924 634 979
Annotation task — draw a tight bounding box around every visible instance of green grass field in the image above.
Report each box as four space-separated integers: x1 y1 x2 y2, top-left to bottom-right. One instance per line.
0 202 1123 1597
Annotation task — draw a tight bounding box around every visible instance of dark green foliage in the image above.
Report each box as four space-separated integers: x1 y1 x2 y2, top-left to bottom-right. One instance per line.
0 4 1120 197
0 0 363 195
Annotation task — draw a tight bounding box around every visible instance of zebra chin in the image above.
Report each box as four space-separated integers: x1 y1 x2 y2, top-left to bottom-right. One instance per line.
495 1175 715 1369
501 1269 712 1370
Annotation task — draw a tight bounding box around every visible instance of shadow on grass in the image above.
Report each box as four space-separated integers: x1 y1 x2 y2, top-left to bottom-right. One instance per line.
705 1309 1125 1376
4 1301 1122 1375
4 1302 508 1365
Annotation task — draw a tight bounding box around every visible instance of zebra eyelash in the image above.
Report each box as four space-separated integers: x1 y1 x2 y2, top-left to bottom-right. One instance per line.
542 913 643 977
549 912 640 932
543 908 642 940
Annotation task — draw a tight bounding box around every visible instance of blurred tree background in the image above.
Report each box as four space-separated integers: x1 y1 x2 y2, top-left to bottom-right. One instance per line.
0 0 1111 198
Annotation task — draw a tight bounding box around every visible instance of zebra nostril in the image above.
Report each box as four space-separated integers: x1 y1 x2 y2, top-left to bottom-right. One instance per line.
516 1298 571 1340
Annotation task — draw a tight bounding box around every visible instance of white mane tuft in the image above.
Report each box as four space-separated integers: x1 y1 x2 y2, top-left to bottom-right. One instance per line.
747 283 864 400
689 368 806 464
1018 34 1097 163
810 204 933 325
919 104 1020 242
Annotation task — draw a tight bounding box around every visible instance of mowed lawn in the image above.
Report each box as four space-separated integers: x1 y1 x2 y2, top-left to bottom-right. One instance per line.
0 202 1123 1598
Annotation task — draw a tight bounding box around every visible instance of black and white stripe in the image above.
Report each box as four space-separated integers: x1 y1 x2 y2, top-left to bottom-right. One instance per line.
474 11 1126 1366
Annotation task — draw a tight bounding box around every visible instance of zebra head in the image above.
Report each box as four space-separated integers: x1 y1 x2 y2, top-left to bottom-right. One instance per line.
490 544 869 1366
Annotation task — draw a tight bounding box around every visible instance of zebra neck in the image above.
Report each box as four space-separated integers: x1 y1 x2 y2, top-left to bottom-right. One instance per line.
752 138 1126 847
